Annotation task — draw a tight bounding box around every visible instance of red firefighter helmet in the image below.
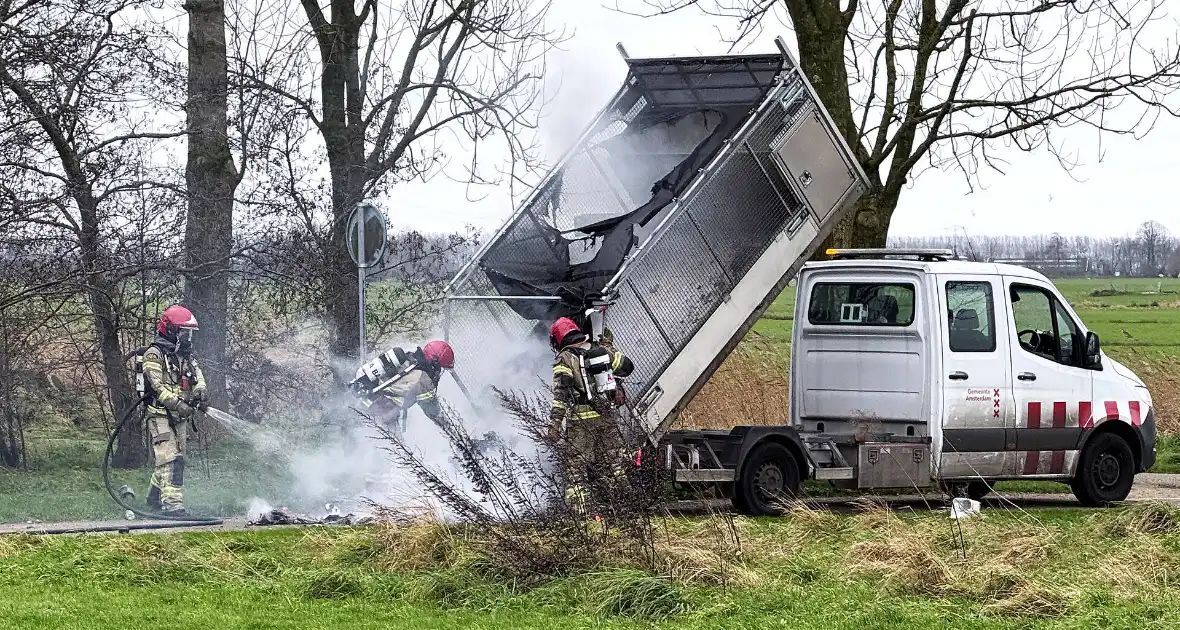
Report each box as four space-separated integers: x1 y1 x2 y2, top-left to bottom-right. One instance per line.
157 304 198 337
549 317 582 350
422 340 455 369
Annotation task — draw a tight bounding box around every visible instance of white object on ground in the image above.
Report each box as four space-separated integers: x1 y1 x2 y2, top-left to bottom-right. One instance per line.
949 497 981 520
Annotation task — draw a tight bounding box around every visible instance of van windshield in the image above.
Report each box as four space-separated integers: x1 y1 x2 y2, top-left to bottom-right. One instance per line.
807 282 916 326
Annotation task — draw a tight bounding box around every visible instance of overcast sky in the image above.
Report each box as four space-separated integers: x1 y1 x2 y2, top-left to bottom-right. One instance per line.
380 0 1180 240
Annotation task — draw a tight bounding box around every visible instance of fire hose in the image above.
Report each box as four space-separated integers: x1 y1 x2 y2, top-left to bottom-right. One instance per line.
102 394 224 524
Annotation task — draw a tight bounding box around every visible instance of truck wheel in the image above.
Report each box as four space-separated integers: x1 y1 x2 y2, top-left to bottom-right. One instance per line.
734 442 800 517
1071 432 1135 507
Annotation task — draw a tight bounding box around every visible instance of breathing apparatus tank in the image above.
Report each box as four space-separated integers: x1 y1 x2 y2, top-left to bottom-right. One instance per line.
580 301 620 403
134 353 146 398
351 347 415 396
583 344 617 400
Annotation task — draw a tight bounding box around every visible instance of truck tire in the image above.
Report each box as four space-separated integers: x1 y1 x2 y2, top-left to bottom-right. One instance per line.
733 442 800 516
1070 432 1135 507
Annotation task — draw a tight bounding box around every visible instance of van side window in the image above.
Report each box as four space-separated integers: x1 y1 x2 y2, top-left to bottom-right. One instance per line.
945 281 996 352
807 282 915 326
1010 284 1083 367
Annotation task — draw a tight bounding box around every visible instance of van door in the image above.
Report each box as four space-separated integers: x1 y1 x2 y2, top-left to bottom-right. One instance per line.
1004 278 1094 477
937 275 1015 478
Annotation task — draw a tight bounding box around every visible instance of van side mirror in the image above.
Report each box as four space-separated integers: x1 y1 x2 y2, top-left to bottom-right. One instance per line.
1085 332 1102 368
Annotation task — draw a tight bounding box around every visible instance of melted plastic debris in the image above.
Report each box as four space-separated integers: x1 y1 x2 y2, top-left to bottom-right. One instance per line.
246 505 373 527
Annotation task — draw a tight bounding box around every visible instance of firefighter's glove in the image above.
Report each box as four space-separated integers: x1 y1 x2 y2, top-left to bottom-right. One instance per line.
190 390 209 412
176 401 196 419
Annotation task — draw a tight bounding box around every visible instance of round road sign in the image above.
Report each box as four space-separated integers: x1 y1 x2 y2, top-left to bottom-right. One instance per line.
346 202 388 268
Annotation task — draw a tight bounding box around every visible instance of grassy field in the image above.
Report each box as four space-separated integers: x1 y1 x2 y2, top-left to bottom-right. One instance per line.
4 503 1180 629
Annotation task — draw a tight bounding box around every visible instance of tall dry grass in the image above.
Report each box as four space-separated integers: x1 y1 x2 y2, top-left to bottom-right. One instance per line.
834 500 1180 617
1126 355 1180 433
677 338 788 430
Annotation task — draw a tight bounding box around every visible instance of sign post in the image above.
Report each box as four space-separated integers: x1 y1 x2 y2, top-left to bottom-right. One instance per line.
345 201 388 360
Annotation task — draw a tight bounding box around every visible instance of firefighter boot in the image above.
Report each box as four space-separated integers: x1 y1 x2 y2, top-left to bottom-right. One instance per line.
146 484 162 510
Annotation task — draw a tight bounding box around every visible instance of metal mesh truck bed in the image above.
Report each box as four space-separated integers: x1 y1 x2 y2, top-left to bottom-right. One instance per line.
443 36 870 442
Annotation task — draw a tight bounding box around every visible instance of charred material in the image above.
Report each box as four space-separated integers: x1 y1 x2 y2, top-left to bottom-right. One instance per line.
247 508 372 527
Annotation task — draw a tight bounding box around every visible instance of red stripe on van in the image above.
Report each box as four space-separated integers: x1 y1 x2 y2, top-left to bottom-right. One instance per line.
1049 402 1066 473
1129 401 1142 427
1024 401 1041 475
1105 400 1120 422
1027 401 1042 429
1052 402 1067 428
1049 451 1065 474
1079 401 1093 429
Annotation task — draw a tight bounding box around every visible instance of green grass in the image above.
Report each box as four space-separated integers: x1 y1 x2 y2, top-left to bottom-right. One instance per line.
0 427 296 523
1153 433 1180 475
3 505 1180 628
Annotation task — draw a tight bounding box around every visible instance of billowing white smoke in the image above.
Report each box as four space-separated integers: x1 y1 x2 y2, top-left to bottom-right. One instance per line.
241 321 554 522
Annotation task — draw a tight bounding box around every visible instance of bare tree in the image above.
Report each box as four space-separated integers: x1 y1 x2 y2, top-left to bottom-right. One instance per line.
0 0 184 467
1166 248 1180 278
631 0 1180 249
232 0 564 378
1048 232 1067 262
1137 220 1171 274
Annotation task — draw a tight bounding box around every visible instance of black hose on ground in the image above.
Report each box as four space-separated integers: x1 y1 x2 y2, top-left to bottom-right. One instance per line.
17 520 226 536
102 395 224 524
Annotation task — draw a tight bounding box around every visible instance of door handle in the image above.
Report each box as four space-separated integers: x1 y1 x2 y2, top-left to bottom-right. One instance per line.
1018 372 1037 381
949 371 968 380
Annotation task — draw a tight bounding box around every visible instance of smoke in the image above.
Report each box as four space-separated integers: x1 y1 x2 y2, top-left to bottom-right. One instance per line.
235 319 555 522
232 43 712 521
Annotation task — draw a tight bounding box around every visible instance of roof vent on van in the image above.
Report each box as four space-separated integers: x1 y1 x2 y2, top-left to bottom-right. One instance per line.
825 248 957 262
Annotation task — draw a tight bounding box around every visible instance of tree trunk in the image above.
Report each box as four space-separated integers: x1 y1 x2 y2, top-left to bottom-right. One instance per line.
818 188 896 254
183 0 238 408
785 1 893 254
79 199 144 468
1 50 143 466
314 0 368 378
95 281 144 468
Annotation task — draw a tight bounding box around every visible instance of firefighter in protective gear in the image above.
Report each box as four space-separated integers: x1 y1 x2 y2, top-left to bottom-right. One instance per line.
142 304 206 517
549 317 634 514
359 340 454 432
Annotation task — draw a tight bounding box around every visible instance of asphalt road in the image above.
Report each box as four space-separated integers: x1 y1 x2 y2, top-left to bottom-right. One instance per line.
4 474 1179 537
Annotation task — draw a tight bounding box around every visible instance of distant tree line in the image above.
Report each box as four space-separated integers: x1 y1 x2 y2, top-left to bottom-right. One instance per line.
890 221 1180 278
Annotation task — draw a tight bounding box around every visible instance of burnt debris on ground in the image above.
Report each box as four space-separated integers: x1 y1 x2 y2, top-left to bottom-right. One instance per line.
247 506 373 527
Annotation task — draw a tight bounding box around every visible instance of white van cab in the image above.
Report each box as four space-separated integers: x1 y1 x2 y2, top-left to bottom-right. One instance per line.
790 249 1156 506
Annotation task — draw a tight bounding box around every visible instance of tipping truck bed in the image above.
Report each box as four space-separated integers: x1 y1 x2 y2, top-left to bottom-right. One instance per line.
442 37 871 442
